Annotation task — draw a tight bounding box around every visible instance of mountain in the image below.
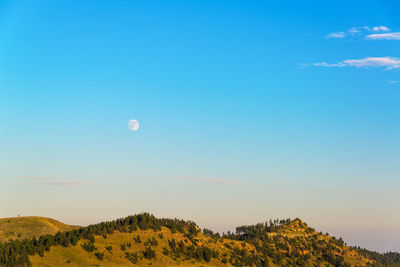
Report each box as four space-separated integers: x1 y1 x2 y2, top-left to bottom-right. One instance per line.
0 213 399 266
0 216 78 242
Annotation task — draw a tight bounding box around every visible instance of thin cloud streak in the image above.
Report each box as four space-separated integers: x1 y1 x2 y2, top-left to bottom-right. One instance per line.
20 177 90 186
372 26 390 32
326 32 346 39
36 181 89 186
177 177 232 185
326 26 391 39
366 32 400 40
314 57 400 70
314 62 346 67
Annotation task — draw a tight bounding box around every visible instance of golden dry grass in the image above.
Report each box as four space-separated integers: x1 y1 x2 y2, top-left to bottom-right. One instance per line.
30 227 258 267
0 216 374 267
0 216 79 242
29 225 374 267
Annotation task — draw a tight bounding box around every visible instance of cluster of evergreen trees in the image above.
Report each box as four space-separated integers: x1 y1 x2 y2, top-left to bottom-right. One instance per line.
212 218 399 267
1 213 399 266
206 218 347 266
355 248 400 267
162 237 218 263
0 213 198 266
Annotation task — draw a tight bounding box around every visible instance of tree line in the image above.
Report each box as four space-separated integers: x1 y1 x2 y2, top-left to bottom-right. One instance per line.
1 213 399 266
0 213 198 266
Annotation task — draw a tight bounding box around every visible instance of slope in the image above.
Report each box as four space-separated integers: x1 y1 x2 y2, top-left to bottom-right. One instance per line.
0 216 78 242
1 213 399 266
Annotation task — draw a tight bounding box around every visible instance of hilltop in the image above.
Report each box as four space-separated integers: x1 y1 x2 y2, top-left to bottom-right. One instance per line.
0 214 399 266
0 216 78 242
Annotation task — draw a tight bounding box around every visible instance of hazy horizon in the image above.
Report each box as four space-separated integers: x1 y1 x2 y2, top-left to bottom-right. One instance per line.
1 0 399 253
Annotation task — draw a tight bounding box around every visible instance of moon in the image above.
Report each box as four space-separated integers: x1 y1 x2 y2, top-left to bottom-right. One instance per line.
128 119 139 131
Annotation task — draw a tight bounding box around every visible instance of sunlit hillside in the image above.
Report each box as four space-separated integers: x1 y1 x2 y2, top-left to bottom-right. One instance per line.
30 227 249 267
0 217 78 242
1 214 399 266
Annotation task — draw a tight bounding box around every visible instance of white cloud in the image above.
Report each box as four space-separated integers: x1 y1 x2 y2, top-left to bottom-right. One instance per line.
389 80 400 84
314 57 400 70
343 57 400 69
177 177 232 185
326 32 346 39
365 32 400 40
326 26 392 39
313 62 346 67
348 27 361 34
372 26 390 32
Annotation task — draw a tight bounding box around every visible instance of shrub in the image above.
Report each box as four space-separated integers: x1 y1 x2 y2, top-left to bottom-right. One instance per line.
95 251 104 260
148 237 158 246
143 247 156 259
81 241 97 252
125 252 139 264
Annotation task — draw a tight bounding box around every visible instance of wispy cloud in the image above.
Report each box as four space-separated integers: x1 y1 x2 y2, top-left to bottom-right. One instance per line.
389 80 400 84
21 177 89 186
326 32 346 39
36 181 89 186
365 32 400 40
177 177 232 185
372 26 390 32
348 27 361 34
326 26 392 39
313 62 346 67
343 57 400 69
314 57 400 70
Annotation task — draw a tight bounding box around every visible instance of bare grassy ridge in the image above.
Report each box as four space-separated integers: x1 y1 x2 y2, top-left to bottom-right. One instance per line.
0 217 78 242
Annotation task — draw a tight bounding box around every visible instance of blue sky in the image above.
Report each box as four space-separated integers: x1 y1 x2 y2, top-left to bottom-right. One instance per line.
0 0 399 252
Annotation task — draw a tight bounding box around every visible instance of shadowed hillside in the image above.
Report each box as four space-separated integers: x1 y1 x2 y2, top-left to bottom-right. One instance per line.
0 214 399 266
0 217 79 242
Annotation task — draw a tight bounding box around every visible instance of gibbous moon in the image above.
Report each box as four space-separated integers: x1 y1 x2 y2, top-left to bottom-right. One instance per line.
128 119 139 131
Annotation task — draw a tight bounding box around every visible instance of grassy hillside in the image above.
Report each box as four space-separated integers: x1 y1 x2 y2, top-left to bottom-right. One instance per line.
0 217 78 242
29 224 373 267
30 227 249 267
1 213 399 266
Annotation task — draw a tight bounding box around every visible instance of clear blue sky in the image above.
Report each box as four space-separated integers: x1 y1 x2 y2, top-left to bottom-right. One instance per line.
0 0 399 252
